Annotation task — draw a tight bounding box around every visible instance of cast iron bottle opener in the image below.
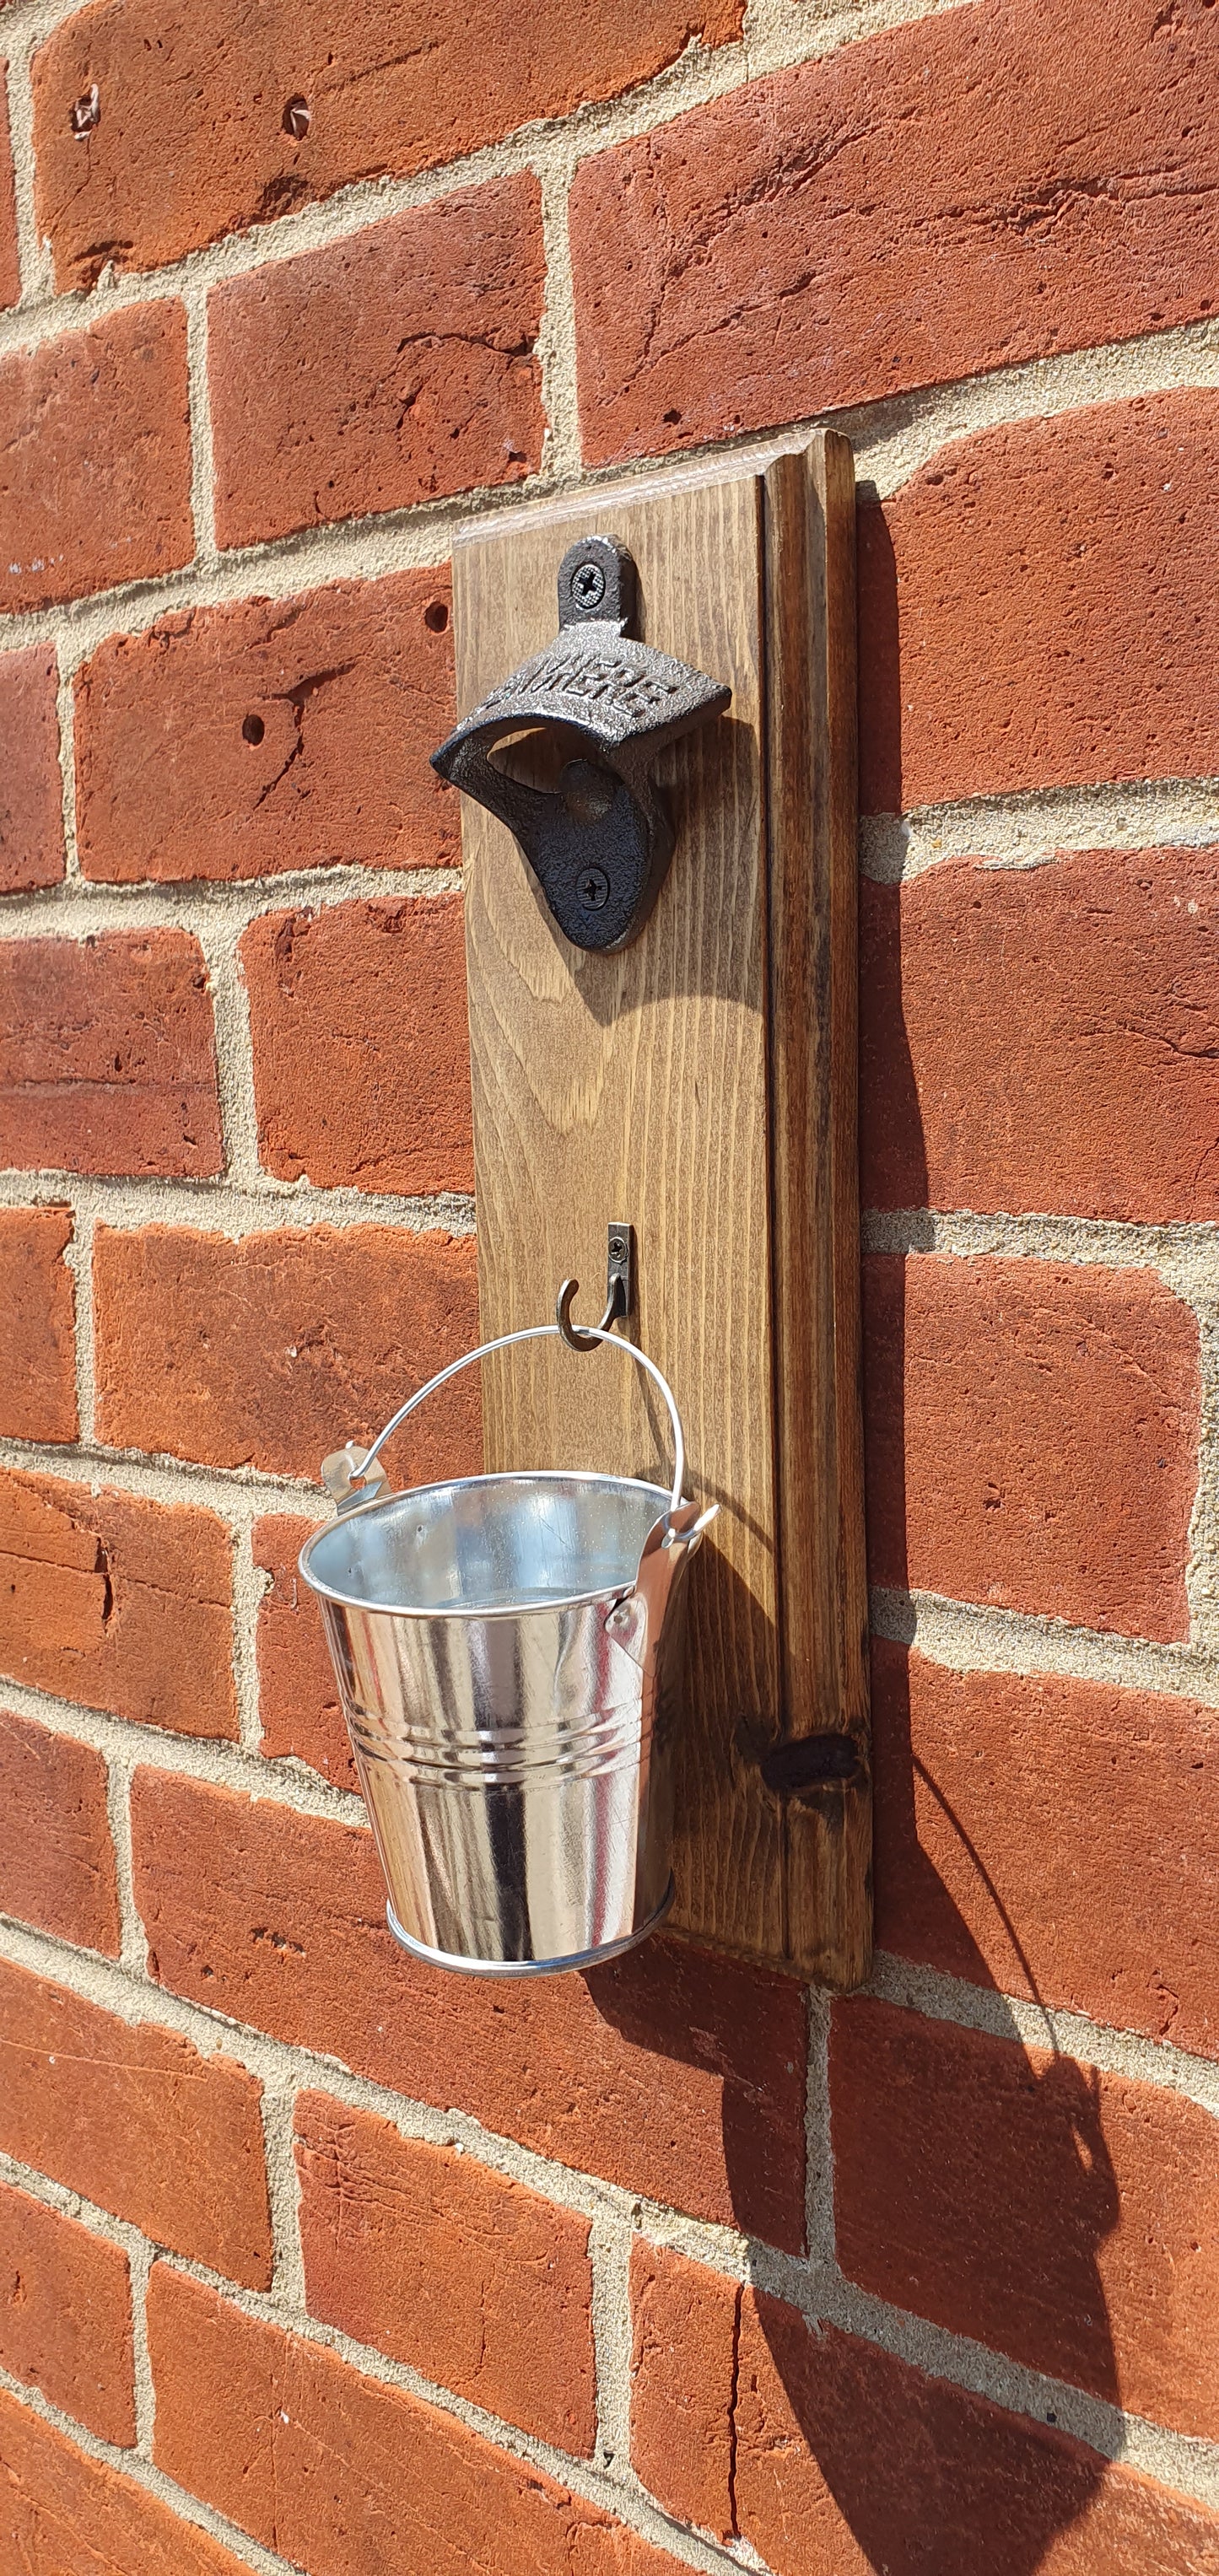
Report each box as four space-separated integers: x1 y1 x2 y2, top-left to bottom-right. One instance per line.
430 536 731 952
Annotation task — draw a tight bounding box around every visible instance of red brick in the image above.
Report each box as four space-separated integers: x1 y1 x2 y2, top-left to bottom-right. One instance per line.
872 1639 1219 2061
295 2090 596 2451
209 180 544 550
0 1958 272 2284
0 1709 119 1954
243 896 473 1195
148 2265 686 2576
0 647 65 892
0 930 222 1179
130 1768 808 2250
0 303 191 614
573 0 1219 467
0 1205 77 1442
94 1221 481 1483
0 69 17 310
733 2282 1219 2576
862 1256 1199 1640
630 2239 737 2539
0 1469 237 1738
32 0 741 290
0 2180 134 2444
859 393 1219 815
630 2249 1219 2573
74 571 458 887
0 2386 253 2576
831 1997 1219 2441
253 1512 355 1788
860 850 1219 1222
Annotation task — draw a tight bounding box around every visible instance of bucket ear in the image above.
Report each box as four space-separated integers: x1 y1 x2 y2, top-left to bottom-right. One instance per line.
666 1501 719 1551
632 1497 718 1600
321 1442 392 1514
638 1498 718 1562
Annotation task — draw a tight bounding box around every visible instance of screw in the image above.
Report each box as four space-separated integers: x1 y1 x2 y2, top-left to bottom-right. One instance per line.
578 867 610 911
70 84 100 137
571 560 606 611
283 95 311 138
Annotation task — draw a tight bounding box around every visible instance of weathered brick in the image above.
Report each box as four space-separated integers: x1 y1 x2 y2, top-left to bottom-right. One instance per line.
736 2283 1219 2576
0 2386 253 2576
0 303 191 613
130 1769 808 2250
0 1469 237 1738
0 1709 120 1954
831 1997 1219 2441
630 2250 1219 2573
0 2179 134 2444
573 0 1219 467
0 647 65 893
862 1257 1199 1640
33 0 741 288
872 1639 1219 2061
149 2266 686 2576
858 392 1219 815
243 895 473 1195
74 570 458 886
0 69 18 309
631 2239 737 2540
295 2090 596 2451
0 930 222 1179
209 180 545 550
93 1221 481 1483
0 1959 272 2284
0 1204 77 1442
253 1512 355 1788
860 850 1219 1222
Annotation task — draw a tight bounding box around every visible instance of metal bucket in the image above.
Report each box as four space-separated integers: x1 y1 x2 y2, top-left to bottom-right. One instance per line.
299 1323 715 1976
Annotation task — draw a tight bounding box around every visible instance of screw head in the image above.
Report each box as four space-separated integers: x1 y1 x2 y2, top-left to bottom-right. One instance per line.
571 560 606 611
70 84 100 137
578 867 610 911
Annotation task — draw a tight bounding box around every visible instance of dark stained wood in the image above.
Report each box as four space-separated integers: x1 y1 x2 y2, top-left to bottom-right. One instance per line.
763 436 871 1986
451 434 869 1984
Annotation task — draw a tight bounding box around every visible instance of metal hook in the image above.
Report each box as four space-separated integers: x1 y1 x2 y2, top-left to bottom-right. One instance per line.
556 1223 634 1352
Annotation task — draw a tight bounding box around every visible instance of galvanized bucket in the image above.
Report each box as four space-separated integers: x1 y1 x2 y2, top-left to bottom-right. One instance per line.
299 1323 715 1977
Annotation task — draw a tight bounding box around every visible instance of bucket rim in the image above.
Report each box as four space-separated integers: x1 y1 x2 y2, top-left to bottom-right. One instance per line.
298 1465 681 1620
385 1878 676 1975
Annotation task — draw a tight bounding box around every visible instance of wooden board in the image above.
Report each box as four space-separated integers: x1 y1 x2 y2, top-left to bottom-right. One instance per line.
451 435 870 1984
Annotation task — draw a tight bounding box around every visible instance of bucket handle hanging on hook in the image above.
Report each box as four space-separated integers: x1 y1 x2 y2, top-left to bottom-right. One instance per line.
326 1321 688 1520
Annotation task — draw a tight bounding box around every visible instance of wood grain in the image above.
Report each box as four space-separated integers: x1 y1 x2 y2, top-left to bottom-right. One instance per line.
763 436 871 1986
452 435 869 1981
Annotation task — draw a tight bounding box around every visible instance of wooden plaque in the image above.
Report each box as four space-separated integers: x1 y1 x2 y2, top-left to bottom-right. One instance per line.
450 434 869 1986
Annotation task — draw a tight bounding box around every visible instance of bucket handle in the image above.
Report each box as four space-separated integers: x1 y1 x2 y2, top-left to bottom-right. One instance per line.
340 1323 688 1521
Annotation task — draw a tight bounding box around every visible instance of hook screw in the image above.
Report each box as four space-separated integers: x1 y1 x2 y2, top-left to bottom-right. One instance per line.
557 1223 634 1351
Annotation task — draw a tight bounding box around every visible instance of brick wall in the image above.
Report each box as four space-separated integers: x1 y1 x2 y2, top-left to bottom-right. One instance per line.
2 0 1218 2571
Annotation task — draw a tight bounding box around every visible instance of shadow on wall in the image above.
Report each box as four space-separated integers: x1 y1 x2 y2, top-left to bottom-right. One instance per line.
587 1768 1121 2575
586 502 1121 2570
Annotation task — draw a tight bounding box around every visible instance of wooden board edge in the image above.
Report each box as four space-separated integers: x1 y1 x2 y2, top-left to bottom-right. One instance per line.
763 432 872 1990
